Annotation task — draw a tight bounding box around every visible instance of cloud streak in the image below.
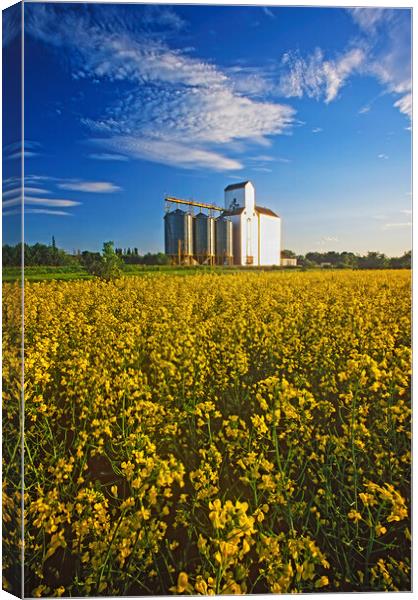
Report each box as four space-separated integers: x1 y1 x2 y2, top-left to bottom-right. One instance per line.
57 181 121 193
139 5 187 32
382 222 411 230
91 137 242 171
278 47 366 103
3 196 81 208
349 8 411 121
2 173 124 220
3 208 72 217
278 8 410 121
3 175 122 222
3 186 50 198
3 140 42 161
394 93 411 119
88 153 129 161
25 3 295 171
349 8 389 34
262 7 275 19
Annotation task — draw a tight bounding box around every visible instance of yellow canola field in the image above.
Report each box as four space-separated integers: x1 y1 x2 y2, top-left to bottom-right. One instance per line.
3 270 411 595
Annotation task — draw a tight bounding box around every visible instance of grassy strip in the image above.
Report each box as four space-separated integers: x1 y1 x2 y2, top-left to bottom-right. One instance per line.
3 264 304 282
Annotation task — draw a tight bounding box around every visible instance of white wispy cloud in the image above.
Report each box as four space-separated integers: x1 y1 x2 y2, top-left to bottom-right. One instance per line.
88 85 294 146
25 4 295 171
253 167 272 173
3 196 81 208
57 181 121 193
250 155 275 162
27 209 73 216
277 9 410 122
26 197 81 207
3 140 42 160
3 177 20 189
349 8 411 121
3 175 56 190
378 153 389 160
227 65 275 97
248 154 290 169
3 196 19 208
349 8 388 34
140 5 187 31
3 186 50 198
3 208 72 217
312 127 323 133
382 221 411 230
4 176 122 211
3 188 21 199
2 209 21 216
374 210 412 222
81 82 294 171
394 93 411 119
88 153 129 161
262 7 275 19
6 151 39 160
90 137 242 171
24 175 55 184
25 186 50 195
279 47 366 103
358 105 370 114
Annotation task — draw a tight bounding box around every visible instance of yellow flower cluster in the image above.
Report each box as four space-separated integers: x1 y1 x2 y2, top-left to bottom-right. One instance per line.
2 270 410 595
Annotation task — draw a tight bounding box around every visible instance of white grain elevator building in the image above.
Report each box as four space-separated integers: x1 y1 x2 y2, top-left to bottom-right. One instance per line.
223 181 281 266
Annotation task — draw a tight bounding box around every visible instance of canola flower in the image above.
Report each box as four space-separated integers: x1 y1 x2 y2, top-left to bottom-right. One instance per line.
2 270 411 595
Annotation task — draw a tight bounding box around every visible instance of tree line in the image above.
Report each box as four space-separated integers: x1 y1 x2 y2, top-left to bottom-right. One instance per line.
3 241 411 270
2 242 170 268
281 249 411 270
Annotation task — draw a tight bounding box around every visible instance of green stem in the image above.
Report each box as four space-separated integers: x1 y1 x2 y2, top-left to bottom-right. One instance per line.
96 509 125 592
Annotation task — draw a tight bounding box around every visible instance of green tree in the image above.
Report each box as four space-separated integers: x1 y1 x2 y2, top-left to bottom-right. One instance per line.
281 249 296 258
80 251 103 275
389 250 411 269
358 251 389 269
100 241 123 280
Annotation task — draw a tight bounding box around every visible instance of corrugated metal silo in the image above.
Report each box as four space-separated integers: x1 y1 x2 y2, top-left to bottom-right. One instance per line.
215 216 233 264
194 212 215 263
164 208 194 261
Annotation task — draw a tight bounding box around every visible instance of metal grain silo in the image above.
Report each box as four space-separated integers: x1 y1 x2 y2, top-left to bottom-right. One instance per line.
194 212 215 264
215 216 233 265
164 208 194 263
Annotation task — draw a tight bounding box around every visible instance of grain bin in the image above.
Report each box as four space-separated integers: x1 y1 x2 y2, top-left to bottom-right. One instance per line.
194 212 215 264
164 208 194 263
215 216 233 265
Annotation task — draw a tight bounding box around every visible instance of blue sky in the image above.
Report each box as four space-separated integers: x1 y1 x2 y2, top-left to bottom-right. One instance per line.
2 2 412 256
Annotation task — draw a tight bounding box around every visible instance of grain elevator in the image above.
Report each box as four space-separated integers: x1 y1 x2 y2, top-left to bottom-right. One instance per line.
164 181 281 266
